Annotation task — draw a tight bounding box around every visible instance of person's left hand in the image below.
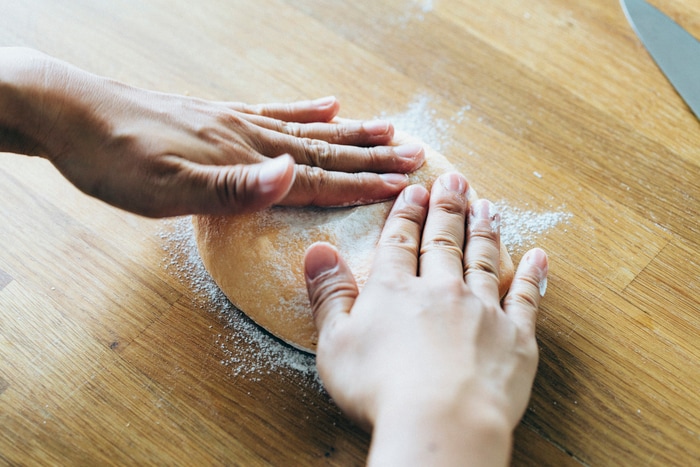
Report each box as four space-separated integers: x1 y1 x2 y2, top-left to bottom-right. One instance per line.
6 48 425 217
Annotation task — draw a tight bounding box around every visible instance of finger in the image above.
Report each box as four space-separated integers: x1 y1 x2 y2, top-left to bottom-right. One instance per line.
253 130 425 174
304 242 357 334
244 118 396 148
464 199 502 301
167 154 295 216
280 167 410 207
231 96 340 123
418 173 470 278
502 248 549 337
370 184 430 279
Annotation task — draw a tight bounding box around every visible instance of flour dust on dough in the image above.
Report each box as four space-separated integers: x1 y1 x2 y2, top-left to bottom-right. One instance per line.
193 132 514 353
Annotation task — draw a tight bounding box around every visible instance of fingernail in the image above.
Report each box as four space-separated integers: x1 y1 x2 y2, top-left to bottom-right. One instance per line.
438 172 468 195
380 173 409 187
362 120 391 136
258 155 291 194
402 184 430 206
525 248 549 297
470 199 500 233
312 96 336 108
305 244 339 280
471 199 493 219
466 187 478 202
394 144 424 161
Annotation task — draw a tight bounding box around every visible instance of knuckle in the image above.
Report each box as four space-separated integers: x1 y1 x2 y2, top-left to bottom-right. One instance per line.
393 201 428 224
280 121 304 138
383 209 424 240
238 103 258 114
296 165 327 202
211 166 257 211
503 292 539 311
420 237 464 256
212 168 240 207
381 232 419 250
195 111 248 145
365 147 388 169
469 219 499 241
465 257 500 277
214 109 245 128
330 123 352 141
305 138 336 167
309 278 355 315
434 195 469 216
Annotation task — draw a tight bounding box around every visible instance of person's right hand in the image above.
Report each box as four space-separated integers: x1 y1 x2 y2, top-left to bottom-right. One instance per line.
304 173 549 466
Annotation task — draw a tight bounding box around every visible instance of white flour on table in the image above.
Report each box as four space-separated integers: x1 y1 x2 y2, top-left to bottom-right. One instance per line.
159 218 321 387
496 202 573 253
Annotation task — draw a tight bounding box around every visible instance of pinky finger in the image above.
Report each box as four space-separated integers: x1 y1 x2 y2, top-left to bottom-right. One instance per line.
502 248 549 337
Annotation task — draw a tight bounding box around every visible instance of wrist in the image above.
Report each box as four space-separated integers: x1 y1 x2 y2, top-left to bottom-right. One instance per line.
0 47 58 157
368 397 513 467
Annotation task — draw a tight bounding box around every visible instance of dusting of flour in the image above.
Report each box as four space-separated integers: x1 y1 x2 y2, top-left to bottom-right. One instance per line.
158 202 570 388
394 0 435 25
159 218 321 386
496 202 572 253
157 93 572 388
381 94 451 152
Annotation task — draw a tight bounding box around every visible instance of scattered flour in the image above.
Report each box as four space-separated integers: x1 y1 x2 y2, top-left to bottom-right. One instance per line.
158 218 321 387
158 204 570 385
394 0 435 24
381 94 451 152
496 202 573 253
156 91 571 385
383 94 572 254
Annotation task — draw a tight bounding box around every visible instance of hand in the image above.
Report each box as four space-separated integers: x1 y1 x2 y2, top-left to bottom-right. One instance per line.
304 173 549 466
0 48 424 217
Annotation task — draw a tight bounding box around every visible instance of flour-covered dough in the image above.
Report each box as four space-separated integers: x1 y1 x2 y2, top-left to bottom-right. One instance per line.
193 132 514 353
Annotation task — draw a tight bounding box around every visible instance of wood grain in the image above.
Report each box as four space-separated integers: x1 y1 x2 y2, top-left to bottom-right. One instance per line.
1 0 699 465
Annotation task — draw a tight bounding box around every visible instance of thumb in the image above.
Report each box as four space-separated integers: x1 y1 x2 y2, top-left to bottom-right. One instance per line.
191 154 295 215
304 242 358 334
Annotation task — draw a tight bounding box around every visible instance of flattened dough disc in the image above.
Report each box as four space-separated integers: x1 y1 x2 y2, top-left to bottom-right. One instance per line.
193 132 513 353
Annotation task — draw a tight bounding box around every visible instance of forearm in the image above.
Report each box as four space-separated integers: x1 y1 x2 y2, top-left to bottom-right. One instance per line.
368 402 513 467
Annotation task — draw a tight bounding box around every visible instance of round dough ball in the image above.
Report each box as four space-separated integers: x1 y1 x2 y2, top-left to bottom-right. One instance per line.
193 132 514 353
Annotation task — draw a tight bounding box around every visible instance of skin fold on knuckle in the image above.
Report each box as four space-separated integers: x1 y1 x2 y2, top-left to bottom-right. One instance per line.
420 236 464 256
308 278 356 320
305 138 336 168
280 121 304 138
294 165 328 204
364 147 389 170
382 237 420 258
331 123 357 142
381 211 423 247
469 217 500 242
209 166 251 212
434 195 468 217
466 251 500 274
503 281 541 310
392 202 427 226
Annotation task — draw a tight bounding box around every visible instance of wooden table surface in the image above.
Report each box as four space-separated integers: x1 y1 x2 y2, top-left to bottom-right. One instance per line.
1 0 699 465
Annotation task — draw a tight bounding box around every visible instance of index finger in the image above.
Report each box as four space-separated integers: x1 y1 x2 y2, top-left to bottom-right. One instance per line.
369 185 430 279
280 167 411 207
